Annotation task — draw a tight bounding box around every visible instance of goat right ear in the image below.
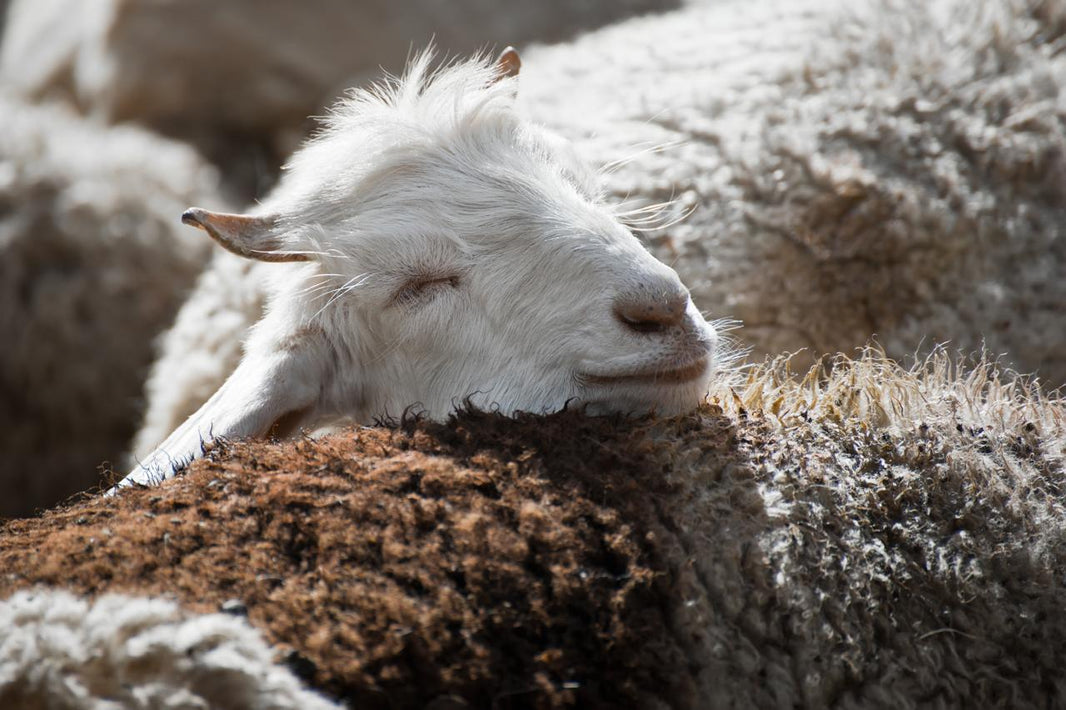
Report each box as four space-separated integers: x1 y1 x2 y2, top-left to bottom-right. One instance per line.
493 46 521 83
182 208 308 262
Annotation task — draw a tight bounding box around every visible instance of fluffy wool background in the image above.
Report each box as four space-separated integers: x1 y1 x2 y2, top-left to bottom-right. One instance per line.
522 0 1066 383
0 94 224 517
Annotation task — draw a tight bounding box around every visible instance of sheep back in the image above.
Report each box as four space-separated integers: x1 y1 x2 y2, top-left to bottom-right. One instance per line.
5 353 1065 709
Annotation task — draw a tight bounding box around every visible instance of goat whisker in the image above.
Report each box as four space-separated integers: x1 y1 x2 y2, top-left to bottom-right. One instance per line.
600 138 685 175
308 272 372 322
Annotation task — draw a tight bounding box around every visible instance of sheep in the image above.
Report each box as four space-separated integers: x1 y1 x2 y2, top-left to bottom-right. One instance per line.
0 0 677 194
131 0 1066 462
0 91 226 518
517 0 1066 382
0 588 341 710
121 49 721 487
4 350 1064 708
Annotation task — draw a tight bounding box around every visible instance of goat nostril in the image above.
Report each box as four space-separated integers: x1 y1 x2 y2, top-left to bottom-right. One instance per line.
614 292 688 334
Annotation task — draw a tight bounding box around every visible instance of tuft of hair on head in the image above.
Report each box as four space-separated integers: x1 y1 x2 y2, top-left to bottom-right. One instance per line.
315 45 524 139
175 46 527 268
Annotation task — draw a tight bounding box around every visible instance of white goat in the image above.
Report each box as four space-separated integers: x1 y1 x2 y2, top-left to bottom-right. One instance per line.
121 49 719 487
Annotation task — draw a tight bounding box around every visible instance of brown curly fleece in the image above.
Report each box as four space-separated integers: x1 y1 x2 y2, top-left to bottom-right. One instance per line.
0 409 742 709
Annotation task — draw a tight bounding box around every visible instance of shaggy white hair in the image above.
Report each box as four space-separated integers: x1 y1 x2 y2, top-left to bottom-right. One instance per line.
123 51 719 486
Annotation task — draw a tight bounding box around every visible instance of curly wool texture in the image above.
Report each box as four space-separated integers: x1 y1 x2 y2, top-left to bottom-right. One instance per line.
521 0 1066 383
5 352 1065 708
0 588 340 710
0 93 225 517
694 351 1066 707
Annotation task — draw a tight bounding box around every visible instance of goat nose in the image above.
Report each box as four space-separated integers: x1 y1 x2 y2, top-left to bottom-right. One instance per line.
613 288 689 334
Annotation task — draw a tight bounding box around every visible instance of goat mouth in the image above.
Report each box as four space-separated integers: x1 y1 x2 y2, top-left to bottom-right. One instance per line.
580 357 709 386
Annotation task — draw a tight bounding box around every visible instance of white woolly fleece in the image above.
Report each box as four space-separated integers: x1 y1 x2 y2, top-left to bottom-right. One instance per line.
0 589 341 710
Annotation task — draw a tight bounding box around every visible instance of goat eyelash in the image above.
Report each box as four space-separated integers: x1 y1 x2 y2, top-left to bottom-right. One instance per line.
391 274 460 306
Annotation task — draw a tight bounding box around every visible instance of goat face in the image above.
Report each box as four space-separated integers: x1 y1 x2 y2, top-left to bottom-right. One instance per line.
122 50 719 487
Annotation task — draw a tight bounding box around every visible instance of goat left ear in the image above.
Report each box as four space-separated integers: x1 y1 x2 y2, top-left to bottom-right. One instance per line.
493 46 521 83
182 207 308 262
117 326 327 488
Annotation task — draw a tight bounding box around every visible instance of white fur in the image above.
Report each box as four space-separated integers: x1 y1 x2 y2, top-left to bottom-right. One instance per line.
122 53 719 487
0 588 340 709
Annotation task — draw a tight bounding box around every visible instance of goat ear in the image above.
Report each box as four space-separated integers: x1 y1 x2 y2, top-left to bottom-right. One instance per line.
182 207 308 262
493 46 521 83
117 328 327 488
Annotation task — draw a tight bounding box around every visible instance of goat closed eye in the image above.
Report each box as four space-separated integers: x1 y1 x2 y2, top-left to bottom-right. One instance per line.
392 274 460 306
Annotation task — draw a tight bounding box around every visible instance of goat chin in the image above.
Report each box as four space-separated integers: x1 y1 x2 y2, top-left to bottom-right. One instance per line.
120 380 712 490
120 345 716 489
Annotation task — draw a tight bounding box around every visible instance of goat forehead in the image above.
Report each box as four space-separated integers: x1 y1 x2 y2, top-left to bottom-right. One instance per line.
276 114 629 267
384 203 634 259
309 163 624 253
319 220 636 276
283 117 597 216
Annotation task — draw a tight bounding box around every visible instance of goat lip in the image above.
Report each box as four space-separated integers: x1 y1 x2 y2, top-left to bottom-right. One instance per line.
580 357 709 386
